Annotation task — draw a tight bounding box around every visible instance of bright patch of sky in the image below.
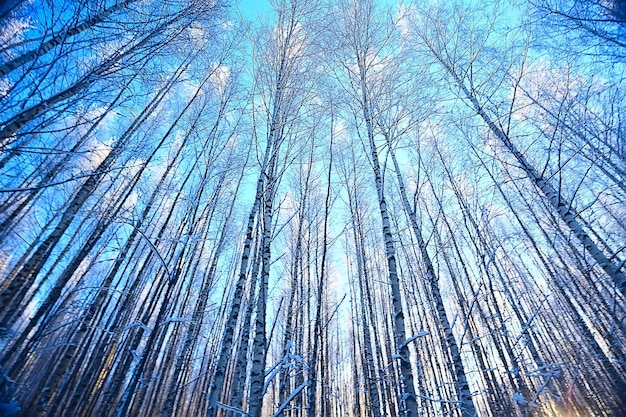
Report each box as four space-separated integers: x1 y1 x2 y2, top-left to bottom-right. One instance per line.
237 0 273 19
238 0 399 17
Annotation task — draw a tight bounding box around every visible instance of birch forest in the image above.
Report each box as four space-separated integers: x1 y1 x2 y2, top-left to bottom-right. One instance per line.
1 0 625 416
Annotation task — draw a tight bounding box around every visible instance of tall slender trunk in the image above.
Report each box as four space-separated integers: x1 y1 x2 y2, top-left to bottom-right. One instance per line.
162 161 245 417
0 12 188 144
306 125 333 417
384 131 477 416
0 69 179 331
0 80 131 244
0 0 140 76
205 135 274 417
357 68 418 415
227 228 262 415
438 60 626 296
247 158 277 417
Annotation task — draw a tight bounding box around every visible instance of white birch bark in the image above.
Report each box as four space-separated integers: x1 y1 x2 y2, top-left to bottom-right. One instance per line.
385 132 477 417
0 70 180 330
205 140 273 417
357 64 419 415
218 3 311 414
0 0 139 76
306 124 333 417
0 9 188 144
247 165 276 417
445 66 626 297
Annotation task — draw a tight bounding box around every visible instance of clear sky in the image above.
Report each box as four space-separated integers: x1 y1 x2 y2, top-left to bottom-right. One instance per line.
236 0 403 21
237 0 273 19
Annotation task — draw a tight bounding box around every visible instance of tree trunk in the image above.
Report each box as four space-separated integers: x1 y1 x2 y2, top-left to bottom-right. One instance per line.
0 0 139 76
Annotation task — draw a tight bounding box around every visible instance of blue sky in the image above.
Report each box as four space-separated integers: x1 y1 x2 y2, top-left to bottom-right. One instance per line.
237 0 398 18
237 0 273 19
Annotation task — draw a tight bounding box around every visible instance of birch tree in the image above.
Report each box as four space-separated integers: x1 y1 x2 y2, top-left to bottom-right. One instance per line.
410 0 626 301
205 1 318 416
328 1 420 414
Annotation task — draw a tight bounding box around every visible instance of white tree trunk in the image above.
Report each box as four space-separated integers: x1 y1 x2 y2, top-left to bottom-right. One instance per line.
386 133 477 417
446 67 626 297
